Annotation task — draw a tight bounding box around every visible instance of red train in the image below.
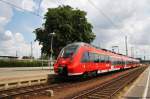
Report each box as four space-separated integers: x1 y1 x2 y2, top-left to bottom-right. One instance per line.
54 42 140 76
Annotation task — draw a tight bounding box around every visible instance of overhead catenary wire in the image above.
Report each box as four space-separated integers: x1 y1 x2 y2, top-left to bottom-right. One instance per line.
37 0 42 16
57 0 63 6
87 0 121 30
87 0 129 55
0 0 43 18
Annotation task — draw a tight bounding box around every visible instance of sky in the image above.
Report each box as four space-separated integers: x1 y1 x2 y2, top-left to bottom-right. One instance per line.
0 0 150 60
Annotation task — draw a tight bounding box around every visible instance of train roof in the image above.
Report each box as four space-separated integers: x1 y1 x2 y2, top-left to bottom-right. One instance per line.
68 42 139 61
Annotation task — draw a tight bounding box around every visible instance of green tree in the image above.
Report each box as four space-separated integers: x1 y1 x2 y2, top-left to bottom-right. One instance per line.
34 5 95 57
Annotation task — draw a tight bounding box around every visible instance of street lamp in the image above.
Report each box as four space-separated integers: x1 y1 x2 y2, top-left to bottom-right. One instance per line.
48 32 55 68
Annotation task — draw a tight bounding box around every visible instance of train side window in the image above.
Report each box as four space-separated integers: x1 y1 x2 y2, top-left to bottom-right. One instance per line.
104 55 107 62
118 59 121 65
81 52 89 62
122 60 125 65
119 59 122 65
89 52 94 62
112 58 117 65
94 53 99 63
92 53 96 62
125 61 127 65
98 55 101 62
111 57 114 65
100 55 105 62
105 56 110 63
109 57 113 63
126 61 129 64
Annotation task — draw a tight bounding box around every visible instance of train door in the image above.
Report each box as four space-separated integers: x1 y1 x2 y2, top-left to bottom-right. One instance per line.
105 56 111 70
94 53 99 71
109 56 114 71
99 55 108 72
110 57 117 71
84 52 97 72
87 52 93 72
124 60 127 68
122 59 126 69
81 51 91 72
121 58 125 69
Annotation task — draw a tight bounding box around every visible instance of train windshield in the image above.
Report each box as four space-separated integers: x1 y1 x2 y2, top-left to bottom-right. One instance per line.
59 45 79 58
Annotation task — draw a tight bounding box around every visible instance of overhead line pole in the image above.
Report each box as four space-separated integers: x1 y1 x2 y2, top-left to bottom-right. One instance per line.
125 36 128 56
131 47 134 58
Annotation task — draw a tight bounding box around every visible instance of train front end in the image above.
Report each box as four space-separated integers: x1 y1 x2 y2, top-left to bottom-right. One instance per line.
54 44 82 76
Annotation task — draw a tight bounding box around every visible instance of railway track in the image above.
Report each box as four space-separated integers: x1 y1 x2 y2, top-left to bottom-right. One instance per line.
69 66 146 99
0 78 77 99
0 84 54 98
0 66 146 99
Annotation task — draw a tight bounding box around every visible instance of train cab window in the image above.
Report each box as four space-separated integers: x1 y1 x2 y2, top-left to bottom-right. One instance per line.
60 45 78 58
81 52 90 62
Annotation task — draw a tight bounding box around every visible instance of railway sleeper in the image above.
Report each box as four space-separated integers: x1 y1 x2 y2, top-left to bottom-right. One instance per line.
87 94 111 99
92 93 111 96
25 88 34 91
94 93 112 96
103 87 120 91
10 91 18 95
19 90 27 93
95 91 112 95
0 93 9 97
100 89 117 93
87 95 103 99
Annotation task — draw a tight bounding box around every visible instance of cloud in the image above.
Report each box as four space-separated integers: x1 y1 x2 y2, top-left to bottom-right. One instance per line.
0 0 150 59
0 1 13 32
39 0 150 59
0 30 41 58
1 30 13 40
5 0 36 12
41 0 59 15
0 0 40 58
22 0 36 12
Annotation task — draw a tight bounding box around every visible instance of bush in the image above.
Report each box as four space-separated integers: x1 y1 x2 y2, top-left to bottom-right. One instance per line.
0 60 48 67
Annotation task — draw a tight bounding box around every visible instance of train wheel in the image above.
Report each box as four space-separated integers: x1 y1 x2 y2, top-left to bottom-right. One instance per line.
82 73 88 79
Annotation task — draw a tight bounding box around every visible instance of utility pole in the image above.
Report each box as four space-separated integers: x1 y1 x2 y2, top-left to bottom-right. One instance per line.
16 50 18 57
144 50 146 60
131 47 134 57
135 50 138 58
125 36 128 56
31 42 33 59
41 52 43 70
